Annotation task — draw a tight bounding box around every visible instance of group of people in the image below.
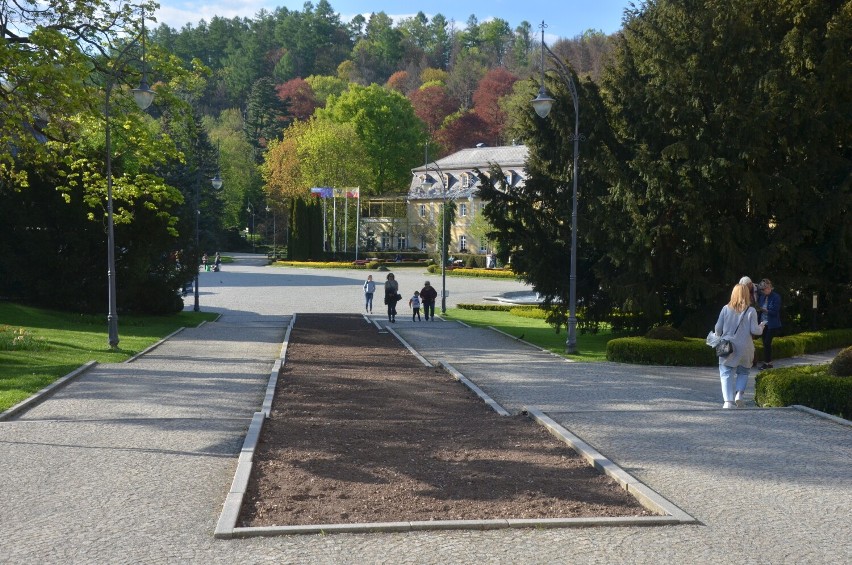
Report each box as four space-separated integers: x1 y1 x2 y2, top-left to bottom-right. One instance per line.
201 252 222 272
363 274 439 323
713 276 782 409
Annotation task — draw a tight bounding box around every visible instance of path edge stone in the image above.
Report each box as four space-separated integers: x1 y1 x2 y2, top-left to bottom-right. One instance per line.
526 408 697 523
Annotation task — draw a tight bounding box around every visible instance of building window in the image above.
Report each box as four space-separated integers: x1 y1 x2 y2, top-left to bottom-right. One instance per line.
459 202 467 217
462 173 470 188
420 235 427 250
480 240 487 252
397 233 407 250
419 203 426 218
381 232 389 249
459 235 467 252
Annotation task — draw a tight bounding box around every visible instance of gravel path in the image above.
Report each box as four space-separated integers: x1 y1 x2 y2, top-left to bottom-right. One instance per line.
1 254 849 564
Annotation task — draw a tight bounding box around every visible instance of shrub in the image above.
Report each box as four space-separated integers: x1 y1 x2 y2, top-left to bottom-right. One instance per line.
645 325 685 341
608 328 852 366
755 365 852 418
510 306 548 319
606 337 714 366
457 303 514 312
828 345 852 377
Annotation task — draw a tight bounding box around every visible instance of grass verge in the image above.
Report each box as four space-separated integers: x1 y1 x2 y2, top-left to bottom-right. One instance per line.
442 308 613 362
0 303 218 413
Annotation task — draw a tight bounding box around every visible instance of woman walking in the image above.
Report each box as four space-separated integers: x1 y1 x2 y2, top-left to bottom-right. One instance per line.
384 273 400 323
363 274 375 314
714 283 766 408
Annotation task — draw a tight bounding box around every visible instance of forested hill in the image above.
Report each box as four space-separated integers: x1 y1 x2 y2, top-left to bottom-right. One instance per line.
149 0 615 120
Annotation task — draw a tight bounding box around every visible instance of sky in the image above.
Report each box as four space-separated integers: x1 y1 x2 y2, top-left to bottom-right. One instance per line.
152 0 633 42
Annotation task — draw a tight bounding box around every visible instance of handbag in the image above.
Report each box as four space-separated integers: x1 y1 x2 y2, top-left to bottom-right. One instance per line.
714 310 746 357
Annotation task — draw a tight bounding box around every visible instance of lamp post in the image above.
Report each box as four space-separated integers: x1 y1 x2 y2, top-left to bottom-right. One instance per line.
106 6 156 348
266 205 276 260
246 201 256 253
531 20 583 354
420 164 451 314
193 151 223 312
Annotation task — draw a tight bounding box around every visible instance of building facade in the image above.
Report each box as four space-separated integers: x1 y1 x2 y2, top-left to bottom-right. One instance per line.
357 145 527 254
407 145 528 255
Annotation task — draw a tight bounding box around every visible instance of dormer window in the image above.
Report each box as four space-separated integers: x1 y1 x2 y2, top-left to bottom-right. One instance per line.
462 173 471 188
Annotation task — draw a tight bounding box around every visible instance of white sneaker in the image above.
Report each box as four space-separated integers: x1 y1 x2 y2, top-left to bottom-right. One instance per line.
734 391 744 407
723 401 735 409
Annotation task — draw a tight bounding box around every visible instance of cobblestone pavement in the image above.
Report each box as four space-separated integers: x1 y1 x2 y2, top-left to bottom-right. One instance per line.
1 255 849 564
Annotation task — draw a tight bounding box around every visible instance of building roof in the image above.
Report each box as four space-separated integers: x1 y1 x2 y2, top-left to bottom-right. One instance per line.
408 145 528 201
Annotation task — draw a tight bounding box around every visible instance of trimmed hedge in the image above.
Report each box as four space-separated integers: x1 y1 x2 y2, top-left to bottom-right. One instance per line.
608 329 852 366
426 265 517 279
607 337 714 366
456 303 543 314
755 365 852 418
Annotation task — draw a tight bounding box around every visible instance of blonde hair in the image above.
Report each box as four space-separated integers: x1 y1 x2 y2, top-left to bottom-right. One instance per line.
727 283 751 313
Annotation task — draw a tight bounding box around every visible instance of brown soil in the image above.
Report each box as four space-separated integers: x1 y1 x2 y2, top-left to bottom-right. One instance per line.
238 314 648 526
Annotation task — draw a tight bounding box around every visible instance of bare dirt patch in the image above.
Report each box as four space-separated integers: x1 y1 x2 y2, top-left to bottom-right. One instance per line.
238 314 649 526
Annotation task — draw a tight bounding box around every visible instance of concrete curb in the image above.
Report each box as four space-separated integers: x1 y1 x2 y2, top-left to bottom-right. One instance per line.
214 411 266 539
526 408 696 523
223 514 682 537
792 404 852 428
0 361 98 421
440 360 511 416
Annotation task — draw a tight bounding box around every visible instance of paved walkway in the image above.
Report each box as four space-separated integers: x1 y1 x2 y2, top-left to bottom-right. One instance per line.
1 255 849 564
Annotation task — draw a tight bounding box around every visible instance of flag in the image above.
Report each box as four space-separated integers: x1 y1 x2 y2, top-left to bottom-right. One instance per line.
346 188 360 198
310 187 333 198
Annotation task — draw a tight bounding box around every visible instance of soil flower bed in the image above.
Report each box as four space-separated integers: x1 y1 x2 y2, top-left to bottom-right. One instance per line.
238 314 648 527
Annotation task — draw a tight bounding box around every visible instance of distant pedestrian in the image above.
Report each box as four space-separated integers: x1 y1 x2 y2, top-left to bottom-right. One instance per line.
409 290 421 321
714 283 766 408
214 252 221 272
756 278 782 369
363 274 375 314
420 281 438 321
201 253 209 271
384 273 400 323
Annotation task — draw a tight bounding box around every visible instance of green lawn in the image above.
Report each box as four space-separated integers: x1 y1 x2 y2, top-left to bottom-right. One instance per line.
441 308 615 362
0 303 217 413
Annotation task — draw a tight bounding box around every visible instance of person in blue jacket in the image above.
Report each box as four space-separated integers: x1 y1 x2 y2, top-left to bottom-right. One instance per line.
756 278 782 369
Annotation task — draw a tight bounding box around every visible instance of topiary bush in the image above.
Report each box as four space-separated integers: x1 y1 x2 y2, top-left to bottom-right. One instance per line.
509 306 548 319
607 337 716 366
828 345 852 377
644 325 685 341
608 329 852 366
755 365 852 418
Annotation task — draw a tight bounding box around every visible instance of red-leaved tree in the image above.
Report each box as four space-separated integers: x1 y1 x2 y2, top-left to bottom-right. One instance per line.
276 78 319 122
472 67 518 145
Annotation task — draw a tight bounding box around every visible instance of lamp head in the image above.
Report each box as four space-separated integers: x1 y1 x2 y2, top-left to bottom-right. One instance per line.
531 86 554 119
211 174 223 189
132 79 155 110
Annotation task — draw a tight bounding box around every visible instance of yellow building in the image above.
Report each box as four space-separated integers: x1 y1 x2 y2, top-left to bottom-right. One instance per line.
407 145 528 255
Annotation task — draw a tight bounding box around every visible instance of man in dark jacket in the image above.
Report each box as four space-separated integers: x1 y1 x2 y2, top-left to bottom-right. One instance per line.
419 281 438 321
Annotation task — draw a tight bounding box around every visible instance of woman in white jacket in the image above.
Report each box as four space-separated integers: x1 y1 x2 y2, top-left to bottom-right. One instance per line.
714 284 766 408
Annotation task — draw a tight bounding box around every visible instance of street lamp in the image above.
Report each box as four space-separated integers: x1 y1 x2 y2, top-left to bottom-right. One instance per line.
420 165 451 314
106 6 156 348
246 200 256 253
531 20 583 354
193 146 223 312
266 205 276 260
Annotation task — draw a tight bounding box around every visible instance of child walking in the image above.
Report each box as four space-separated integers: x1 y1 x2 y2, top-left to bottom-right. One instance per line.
409 290 421 321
